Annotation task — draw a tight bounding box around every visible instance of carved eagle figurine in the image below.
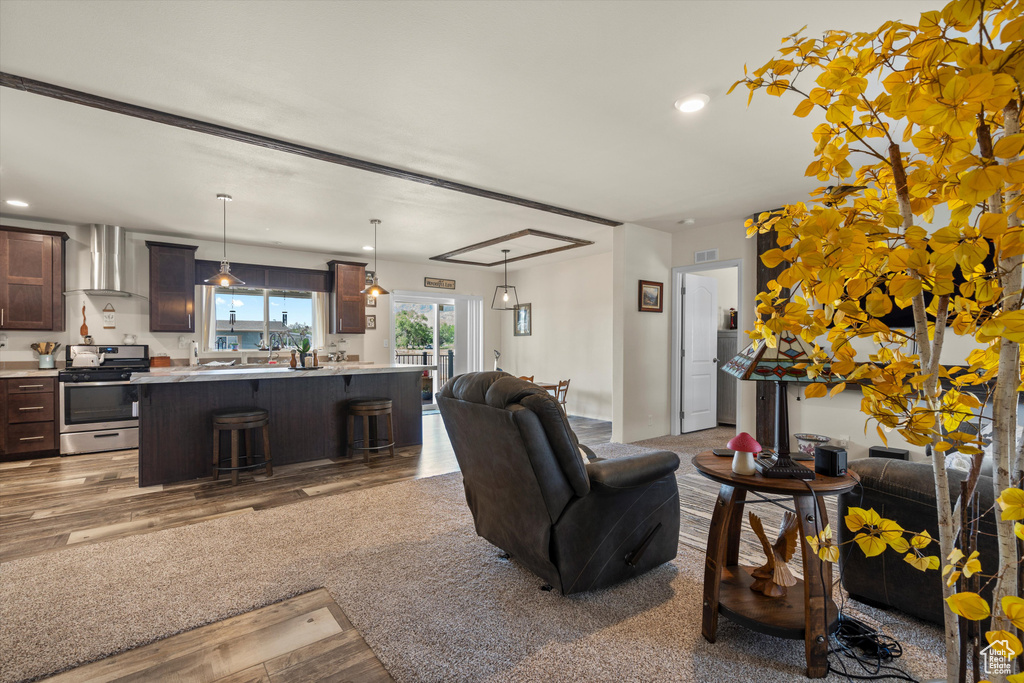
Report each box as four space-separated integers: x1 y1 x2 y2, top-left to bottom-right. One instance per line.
749 511 799 598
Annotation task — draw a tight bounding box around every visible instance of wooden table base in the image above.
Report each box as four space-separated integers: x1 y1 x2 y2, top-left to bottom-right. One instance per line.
701 482 840 678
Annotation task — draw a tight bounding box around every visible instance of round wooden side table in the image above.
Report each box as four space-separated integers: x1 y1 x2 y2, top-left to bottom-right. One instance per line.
692 451 859 679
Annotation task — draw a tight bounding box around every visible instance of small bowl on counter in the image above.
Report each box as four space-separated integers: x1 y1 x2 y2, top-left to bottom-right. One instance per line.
793 433 830 460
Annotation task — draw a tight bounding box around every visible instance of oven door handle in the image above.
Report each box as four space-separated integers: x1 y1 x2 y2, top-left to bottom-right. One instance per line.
61 380 133 387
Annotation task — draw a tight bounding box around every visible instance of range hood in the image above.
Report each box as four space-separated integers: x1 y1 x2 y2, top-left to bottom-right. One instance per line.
84 224 132 297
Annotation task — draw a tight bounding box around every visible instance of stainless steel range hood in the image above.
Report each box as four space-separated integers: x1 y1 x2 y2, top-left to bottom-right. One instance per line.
84 224 132 297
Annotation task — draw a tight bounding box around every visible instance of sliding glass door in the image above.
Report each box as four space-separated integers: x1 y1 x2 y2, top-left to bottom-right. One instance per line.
392 293 481 411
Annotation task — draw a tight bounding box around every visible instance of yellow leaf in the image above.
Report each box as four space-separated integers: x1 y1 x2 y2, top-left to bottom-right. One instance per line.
1016 522 1024 542
960 165 1006 205
829 382 846 397
805 383 828 398
1003 596 1024 630
825 103 852 124
793 99 815 118
993 134 1024 159
904 553 940 571
998 488 1024 520
865 289 893 317
761 249 787 269
911 529 932 549
946 592 991 621
963 550 982 577
854 532 887 557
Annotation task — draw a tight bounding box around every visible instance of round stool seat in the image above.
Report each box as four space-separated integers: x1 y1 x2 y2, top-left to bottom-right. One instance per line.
214 408 269 420
350 398 392 411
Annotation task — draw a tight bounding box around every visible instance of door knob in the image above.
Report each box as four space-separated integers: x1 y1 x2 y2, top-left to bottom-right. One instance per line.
713 358 719 363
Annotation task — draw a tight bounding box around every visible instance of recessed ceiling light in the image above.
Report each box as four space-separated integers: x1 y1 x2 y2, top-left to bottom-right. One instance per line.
363 245 374 251
677 218 696 225
675 94 710 113
5 199 29 207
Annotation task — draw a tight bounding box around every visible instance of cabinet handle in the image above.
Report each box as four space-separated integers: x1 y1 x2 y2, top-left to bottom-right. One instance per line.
19 436 45 442
17 384 45 389
188 314 191 328
1 307 4 325
18 406 45 411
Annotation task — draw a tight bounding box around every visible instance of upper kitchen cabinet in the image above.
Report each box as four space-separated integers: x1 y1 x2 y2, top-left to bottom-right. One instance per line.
0 227 68 331
328 260 366 335
147 241 197 332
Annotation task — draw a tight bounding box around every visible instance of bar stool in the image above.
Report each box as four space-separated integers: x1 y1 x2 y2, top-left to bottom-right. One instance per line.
348 398 396 463
212 408 272 485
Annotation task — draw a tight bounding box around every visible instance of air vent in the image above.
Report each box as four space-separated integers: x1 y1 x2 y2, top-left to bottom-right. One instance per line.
694 248 719 264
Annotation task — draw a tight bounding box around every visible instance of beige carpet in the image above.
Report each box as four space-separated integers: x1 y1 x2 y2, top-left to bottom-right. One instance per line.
1 440 945 683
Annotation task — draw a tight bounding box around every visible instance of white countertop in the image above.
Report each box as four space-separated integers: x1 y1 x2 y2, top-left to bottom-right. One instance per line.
0 369 59 379
131 362 436 384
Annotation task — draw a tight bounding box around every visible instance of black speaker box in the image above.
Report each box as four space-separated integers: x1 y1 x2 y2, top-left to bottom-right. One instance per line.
815 445 847 477
869 446 909 460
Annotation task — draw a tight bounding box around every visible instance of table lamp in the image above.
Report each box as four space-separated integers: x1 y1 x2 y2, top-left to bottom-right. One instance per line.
722 333 834 479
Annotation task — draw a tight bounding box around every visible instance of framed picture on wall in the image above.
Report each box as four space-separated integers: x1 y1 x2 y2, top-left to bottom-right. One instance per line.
514 303 532 336
638 280 663 312
366 315 376 330
365 293 376 307
365 270 375 287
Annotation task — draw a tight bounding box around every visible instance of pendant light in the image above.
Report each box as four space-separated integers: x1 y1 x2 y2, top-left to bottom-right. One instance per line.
360 219 389 297
491 249 519 310
204 193 245 287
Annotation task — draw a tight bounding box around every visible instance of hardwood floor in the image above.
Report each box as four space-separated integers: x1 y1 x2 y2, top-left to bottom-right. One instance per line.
41 589 393 683
0 413 611 563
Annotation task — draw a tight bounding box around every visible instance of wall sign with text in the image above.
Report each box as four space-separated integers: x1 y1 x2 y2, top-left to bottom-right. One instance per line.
424 277 456 290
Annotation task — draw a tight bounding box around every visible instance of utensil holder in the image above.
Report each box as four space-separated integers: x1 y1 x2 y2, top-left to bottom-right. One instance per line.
38 354 55 369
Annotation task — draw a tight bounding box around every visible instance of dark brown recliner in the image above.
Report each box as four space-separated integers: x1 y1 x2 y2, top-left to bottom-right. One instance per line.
436 371 680 594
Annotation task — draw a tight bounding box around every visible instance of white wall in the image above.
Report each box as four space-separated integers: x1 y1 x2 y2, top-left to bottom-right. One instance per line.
692 266 738 330
498 250 613 421
0 217 502 368
612 223 673 442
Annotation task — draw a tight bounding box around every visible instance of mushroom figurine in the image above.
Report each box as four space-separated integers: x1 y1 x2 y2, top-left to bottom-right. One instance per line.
727 432 761 476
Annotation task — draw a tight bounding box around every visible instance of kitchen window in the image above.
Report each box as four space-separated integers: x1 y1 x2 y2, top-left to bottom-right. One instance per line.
204 286 323 351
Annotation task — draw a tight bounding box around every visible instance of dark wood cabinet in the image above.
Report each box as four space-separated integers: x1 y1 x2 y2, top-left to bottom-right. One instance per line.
0 377 58 459
0 227 67 331
147 241 198 333
328 260 367 335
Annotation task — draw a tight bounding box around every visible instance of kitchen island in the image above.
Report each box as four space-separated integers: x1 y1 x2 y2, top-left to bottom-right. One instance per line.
132 363 431 486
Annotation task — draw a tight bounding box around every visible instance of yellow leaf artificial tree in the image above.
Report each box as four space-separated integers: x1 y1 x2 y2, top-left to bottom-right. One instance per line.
731 2 1023 681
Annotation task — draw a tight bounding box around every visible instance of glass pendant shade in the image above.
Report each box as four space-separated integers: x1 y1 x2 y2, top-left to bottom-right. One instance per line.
361 277 390 297
491 249 518 310
207 260 245 287
491 285 518 310
204 194 244 287
359 219 388 297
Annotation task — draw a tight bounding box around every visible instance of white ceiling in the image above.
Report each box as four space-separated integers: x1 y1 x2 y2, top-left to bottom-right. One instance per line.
0 0 937 270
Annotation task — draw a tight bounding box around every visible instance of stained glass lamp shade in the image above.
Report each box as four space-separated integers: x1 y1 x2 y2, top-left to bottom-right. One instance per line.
723 333 835 470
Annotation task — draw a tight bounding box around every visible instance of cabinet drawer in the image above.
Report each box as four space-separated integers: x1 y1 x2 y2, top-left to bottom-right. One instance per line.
6 422 55 454
7 392 55 423
7 378 55 394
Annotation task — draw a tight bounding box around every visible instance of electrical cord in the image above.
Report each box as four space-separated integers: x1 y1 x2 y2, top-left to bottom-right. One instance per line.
798 477 919 682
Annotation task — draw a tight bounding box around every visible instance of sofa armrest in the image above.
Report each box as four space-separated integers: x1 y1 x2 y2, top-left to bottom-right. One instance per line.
586 451 679 489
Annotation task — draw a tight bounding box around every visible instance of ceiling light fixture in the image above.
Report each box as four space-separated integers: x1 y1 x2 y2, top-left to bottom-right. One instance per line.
491 249 519 310
360 219 389 297
362 245 375 251
675 94 710 113
5 199 29 207
204 193 245 287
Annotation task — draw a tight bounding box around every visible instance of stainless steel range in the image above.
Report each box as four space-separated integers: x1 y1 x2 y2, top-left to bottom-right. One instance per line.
58 345 150 455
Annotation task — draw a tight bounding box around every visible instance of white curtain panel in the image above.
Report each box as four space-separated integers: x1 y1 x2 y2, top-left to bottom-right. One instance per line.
311 291 329 351
200 286 217 350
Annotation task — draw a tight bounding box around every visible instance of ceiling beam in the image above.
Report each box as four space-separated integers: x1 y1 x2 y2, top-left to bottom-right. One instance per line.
0 71 623 228
430 228 594 266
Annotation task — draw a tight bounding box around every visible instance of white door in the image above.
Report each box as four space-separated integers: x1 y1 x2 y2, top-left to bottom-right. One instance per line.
682 273 718 432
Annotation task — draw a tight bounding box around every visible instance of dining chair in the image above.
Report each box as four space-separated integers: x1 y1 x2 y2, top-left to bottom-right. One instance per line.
555 379 570 407
518 375 534 382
